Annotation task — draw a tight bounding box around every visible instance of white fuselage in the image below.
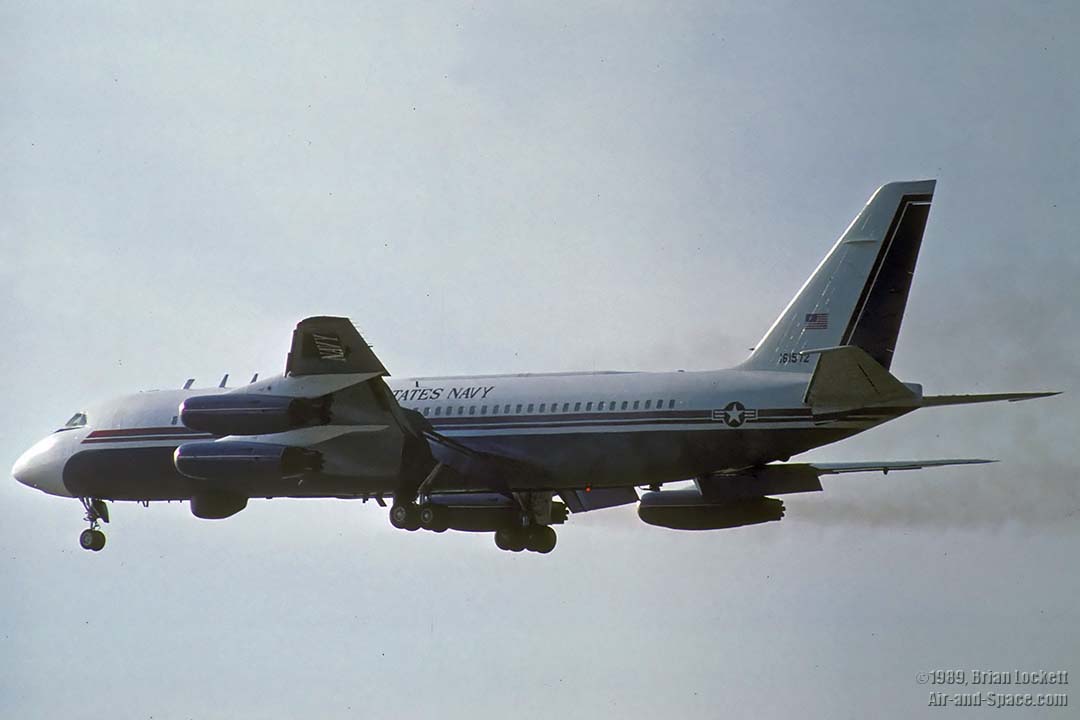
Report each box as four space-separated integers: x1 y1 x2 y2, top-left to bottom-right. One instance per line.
14 367 912 501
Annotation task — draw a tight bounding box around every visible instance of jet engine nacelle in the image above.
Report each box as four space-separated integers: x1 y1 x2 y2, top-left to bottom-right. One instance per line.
637 490 784 530
173 441 323 482
179 393 331 436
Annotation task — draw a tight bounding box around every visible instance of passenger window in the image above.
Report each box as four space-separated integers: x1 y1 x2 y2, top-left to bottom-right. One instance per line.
434 406 442 416
505 404 511 414
598 401 605 410
633 400 640 410
458 406 465 415
621 401 628 410
516 404 523 413
469 406 476 415
609 400 615 410
171 415 178 425
492 405 499 415
668 399 675 409
574 402 581 411
527 403 534 413
539 403 546 413
657 399 664 408
423 407 430 416
645 400 651 409
586 402 593 411
480 405 487 415
562 402 570 412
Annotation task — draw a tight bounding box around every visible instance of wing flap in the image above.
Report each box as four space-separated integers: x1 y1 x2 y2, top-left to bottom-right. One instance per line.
561 487 640 513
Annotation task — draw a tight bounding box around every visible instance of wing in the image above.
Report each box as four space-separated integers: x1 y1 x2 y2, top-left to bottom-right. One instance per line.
637 458 997 530
211 317 432 484
562 458 994 517
694 457 995 499
560 487 639 513
806 458 996 475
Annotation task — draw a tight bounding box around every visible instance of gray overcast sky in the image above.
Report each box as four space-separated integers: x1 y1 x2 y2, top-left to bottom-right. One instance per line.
3 2 1078 718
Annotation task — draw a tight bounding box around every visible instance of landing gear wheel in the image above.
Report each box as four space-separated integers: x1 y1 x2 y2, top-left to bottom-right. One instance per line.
79 528 106 552
77 498 109 551
528 525 557 554
494 528 527 551
389 504 421 531
507 529 527 552
418 505 448 532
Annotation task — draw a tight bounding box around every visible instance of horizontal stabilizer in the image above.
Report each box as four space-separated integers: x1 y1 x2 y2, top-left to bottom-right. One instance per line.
803 345 916 412
921 392 1060 407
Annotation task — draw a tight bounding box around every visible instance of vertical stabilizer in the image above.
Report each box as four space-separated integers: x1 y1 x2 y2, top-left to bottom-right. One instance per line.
740 180 935 372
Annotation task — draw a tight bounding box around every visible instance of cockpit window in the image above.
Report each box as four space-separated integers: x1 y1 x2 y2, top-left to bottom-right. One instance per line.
56 412 87 432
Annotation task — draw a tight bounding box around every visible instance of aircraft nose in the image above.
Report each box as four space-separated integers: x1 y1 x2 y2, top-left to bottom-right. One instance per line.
12 435 72 497
12 452 29 486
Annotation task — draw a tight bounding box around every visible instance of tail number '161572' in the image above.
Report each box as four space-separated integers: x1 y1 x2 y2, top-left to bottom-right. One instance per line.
779 351 810 365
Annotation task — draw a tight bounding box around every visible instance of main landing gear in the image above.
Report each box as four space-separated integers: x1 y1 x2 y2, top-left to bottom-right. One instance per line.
388 502 449 532
389 458 561 553
494 525 557 554
78 497 109 552
389 502 421 531
388 501 558 553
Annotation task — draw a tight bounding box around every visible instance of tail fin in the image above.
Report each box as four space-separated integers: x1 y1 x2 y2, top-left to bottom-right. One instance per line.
741 180 935 372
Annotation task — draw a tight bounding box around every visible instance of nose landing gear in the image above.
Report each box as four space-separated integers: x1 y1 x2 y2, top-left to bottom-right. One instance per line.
78 497 109 552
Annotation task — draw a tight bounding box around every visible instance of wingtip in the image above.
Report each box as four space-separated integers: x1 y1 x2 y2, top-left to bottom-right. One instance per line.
1009 391 1062 402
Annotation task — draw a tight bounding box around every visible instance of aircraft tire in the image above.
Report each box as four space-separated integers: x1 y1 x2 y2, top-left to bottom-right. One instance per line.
530 526 556 554
79 529 95 550
507 530 527 552
419 505 447 532
390 504 421 531
80 529 106 552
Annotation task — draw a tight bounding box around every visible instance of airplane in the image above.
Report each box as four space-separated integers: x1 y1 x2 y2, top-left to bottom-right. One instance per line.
12 179 1058 553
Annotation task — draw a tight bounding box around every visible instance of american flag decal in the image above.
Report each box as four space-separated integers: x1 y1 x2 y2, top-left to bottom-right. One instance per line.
804 312 829 330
